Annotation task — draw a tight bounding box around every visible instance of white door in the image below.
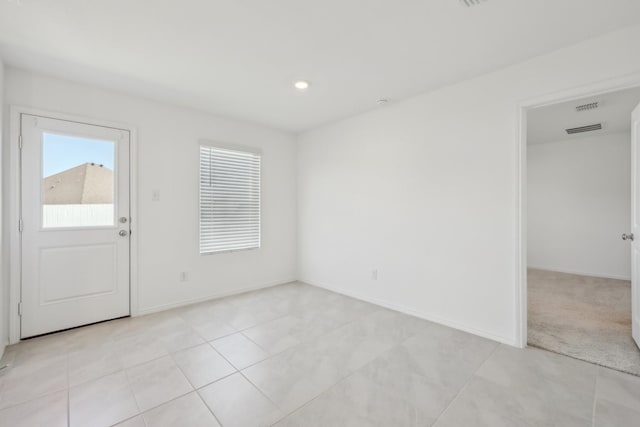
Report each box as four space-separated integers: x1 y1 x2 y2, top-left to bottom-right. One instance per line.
20 114 130 338
632 102 640 349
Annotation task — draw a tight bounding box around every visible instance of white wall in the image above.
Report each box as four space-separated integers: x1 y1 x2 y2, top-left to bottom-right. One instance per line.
0 59 5 358
528 133 631 280
297 25 640 345
4 68 297 323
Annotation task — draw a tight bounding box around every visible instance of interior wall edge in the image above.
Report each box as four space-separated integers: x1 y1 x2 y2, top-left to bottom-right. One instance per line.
0 57 5 360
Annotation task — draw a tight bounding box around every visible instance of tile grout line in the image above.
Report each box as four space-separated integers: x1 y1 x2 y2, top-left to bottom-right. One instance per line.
143 298 408 425
135 390 194 422
234 310 384 421
194 390 225 427
176 341 240 387
0 351 69 412
8 324 264 423
202 337 283 412
591 366 600 427
120 352 234 427
116 414 147 427
236 304 384 353
0 300 380 423
265 320 430 426
235 312 292 334
4 285 456 425
67 325 218 391
266 333 425 426
122 349 220 418
123 313 368 426
67 381 70 427
66 353 70 427
4 288 360 378
207 341 263 372
0 292 283 418
0 384 68 413
237 369 285 420
237 330 272 355
6 282 637 426
122 361 144 420
185 316 238 343
430 342 502 426
206 301 385 374
138 349 222 425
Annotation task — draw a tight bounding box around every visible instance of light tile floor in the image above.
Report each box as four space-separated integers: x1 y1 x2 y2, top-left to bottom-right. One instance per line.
0 282 639 426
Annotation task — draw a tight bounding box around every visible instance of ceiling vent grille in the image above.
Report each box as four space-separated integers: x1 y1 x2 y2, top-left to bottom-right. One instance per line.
575 102 598 112
565 124 602 134
460 0 486 7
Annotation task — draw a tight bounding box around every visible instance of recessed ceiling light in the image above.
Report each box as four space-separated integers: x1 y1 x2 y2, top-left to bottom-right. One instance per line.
376 99 389 106
294 80 310 91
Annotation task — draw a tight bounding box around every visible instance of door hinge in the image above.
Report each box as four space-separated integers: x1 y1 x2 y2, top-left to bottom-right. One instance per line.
18 219 23 233
18 302 22 317
18 135 23 150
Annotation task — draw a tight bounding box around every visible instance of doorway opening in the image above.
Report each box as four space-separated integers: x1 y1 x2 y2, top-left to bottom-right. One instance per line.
523 86 640 375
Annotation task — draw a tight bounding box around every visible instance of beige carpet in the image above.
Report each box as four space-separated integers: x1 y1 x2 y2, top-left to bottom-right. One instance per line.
528 268 640 376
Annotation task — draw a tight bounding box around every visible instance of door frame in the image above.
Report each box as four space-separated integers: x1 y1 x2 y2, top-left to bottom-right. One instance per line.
515 72 640 348
8 106 139 344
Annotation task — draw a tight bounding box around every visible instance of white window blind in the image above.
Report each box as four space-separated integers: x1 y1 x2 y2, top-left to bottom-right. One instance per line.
200 145 261 254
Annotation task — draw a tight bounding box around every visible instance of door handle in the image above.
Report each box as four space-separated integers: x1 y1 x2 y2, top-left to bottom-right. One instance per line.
119 230 129 237
622 233 634 241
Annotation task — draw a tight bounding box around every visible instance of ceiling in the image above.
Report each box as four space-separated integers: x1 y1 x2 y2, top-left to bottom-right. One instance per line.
527 87 640 145
1 1 639 132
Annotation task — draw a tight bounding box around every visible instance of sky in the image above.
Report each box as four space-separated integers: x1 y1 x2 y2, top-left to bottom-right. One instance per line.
43 132 115 177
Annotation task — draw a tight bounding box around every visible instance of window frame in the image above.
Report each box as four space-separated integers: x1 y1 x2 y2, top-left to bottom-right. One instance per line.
198 140 262 255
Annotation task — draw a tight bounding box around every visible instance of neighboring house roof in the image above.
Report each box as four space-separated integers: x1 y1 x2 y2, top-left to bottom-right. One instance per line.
44 162 114 204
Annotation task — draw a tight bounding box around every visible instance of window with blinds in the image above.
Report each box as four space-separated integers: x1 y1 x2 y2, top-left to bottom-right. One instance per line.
199 145 261 254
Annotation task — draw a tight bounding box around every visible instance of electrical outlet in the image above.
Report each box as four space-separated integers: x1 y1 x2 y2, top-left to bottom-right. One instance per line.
152 189 161 201
371 269 378 280
180 272 188 282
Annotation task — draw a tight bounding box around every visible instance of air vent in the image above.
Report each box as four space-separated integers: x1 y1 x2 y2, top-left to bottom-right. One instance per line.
575 102 598 112
460 0 486 7
565 124 602 134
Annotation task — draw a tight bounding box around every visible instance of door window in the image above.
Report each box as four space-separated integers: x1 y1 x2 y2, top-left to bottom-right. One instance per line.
41 132 116 228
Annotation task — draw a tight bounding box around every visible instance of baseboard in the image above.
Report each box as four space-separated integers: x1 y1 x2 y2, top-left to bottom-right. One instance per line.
301 279 517 347
134 278 298 316
527 266 631 281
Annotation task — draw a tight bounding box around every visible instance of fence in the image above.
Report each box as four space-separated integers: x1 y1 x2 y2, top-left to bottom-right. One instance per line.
42 204 114 228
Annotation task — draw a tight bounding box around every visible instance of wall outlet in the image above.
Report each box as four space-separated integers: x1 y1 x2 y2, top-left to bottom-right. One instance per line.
371 269 378 280
179 271 188 282
152 189 161 201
